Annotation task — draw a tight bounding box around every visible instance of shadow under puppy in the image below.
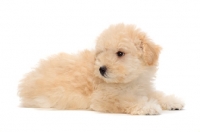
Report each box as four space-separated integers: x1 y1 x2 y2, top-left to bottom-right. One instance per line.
18 24 184 115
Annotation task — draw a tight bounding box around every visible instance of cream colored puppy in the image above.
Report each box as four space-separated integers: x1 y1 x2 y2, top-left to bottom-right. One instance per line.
18 24 184 115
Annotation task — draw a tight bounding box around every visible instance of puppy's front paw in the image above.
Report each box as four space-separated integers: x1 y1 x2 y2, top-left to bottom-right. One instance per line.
130 100 162 115
169 98 184 111
160 95 185 110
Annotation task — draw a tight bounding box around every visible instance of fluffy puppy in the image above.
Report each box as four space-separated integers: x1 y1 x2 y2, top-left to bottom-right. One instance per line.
18 24 184 115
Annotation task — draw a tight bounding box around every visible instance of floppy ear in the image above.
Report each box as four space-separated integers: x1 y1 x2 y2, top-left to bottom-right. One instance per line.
141 39 162 65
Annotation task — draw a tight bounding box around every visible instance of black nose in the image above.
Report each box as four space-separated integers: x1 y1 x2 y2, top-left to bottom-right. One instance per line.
99 66 107 76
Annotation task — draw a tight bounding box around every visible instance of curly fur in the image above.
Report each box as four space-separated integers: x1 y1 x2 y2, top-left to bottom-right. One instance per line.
18 24 184 115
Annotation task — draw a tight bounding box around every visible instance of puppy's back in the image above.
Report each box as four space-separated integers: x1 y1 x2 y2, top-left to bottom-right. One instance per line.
18 50 95 109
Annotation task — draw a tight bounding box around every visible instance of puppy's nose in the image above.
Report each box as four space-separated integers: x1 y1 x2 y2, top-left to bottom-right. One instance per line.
99 66 107 76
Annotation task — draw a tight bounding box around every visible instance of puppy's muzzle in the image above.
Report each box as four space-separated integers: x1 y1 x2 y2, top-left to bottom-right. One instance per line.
99 66 107 76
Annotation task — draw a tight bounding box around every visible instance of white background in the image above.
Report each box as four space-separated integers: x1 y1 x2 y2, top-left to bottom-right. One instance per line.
0 0 200 132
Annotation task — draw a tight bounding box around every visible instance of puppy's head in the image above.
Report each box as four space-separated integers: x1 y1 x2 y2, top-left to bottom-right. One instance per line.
94 24 161 83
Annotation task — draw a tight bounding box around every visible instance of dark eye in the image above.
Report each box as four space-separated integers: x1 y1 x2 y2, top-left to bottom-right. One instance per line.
116 51 125 57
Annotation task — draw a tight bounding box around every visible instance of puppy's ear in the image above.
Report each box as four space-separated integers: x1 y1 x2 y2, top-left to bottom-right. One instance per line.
140 36 162 65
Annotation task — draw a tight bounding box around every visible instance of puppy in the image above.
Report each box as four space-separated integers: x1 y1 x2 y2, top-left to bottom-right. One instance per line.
18 24 184 115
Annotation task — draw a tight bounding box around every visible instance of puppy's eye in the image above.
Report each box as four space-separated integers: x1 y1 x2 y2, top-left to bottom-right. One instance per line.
116 51 125 57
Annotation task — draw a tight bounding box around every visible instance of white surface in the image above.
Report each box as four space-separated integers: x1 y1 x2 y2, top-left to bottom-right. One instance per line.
0 0 200 132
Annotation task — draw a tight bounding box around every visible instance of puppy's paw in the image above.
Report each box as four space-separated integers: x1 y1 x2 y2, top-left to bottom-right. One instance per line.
169 99 184 111
160 95 185 110
130 99 162 115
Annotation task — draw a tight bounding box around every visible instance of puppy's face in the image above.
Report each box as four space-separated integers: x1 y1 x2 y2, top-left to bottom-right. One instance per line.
94 24 161 83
